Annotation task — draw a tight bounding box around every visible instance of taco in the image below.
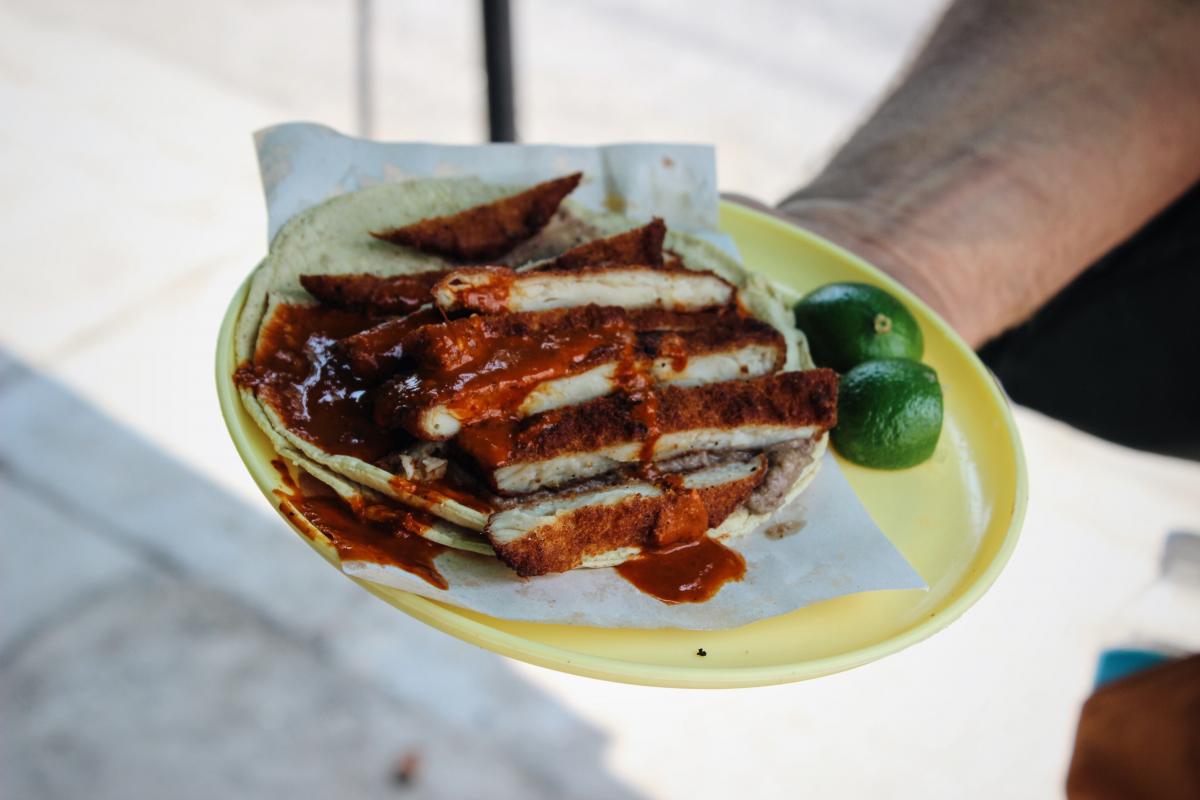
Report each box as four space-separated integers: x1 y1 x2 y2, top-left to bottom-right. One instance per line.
234 173 837 579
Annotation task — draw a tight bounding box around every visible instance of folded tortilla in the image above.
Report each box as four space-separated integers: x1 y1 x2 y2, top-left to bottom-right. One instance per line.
234 175 823 570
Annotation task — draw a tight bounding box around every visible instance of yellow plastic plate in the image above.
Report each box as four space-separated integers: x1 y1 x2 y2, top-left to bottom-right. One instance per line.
216 201 1027 689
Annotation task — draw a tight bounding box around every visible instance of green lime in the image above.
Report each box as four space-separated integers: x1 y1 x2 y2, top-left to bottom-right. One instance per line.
832 358 943 469
794 282 923 372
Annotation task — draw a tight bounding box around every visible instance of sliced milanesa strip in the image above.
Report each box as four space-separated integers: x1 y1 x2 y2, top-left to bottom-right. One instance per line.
336 306 445 381
529 218 665 271
635 323 784 387
373 307 635 440
373 308 786 440
456 369 838 495
339 304 749 383
432 264 736 315
624 307 733 330
370 172 582 261
486 457 767 576
515 318 785 419
299 270 446 315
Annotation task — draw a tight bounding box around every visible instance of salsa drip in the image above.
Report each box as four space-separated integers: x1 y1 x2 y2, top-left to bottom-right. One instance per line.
272 459 449 590
339 306 445 380
641 473 701 548
615 535 746 604
236 303 406 462
447 269 515 313
651 331 691 373
399 321 633 426
389 474 494 515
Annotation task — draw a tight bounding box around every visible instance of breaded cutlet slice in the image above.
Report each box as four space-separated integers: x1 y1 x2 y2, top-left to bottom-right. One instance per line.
299 271 446 315
373 308 788 440
486 456 766 576
529 218 665 271
370 173 582 261
456 368 838 495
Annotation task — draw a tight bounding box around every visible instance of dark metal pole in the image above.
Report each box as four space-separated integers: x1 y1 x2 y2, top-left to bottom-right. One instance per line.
482 0 516 142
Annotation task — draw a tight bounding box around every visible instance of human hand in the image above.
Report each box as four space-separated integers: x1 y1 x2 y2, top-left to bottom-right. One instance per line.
732 0 1200 349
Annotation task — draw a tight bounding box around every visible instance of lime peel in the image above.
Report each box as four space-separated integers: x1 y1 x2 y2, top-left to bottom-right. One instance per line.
832 358 944 470
793 282 923 372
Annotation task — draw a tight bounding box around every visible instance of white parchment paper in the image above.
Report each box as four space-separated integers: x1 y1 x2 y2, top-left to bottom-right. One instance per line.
252 122 925 630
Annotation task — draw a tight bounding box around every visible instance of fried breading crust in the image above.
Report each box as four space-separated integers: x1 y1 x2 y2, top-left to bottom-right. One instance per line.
623 307 745 331
402 306 630 372
400 305 781 373
299 271 446 315
373 328 634 438
488 459 766 576
457 369 839 470
338 304 757 383
635 323 783 369
533 218 665 271
373 310 790 438
370 173 582 260
432 264 736 315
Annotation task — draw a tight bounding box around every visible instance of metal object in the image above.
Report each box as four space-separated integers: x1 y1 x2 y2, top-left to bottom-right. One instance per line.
482 0 516 142
353 0 515 143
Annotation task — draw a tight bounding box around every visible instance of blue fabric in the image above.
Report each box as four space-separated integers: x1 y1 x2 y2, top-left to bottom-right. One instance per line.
1095 648 1173 688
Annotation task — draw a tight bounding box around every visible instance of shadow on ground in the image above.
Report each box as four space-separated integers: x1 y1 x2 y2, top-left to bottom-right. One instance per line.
0 350 644 800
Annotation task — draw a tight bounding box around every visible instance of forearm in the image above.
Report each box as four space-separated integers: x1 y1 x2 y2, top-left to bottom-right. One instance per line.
781 0 1200 346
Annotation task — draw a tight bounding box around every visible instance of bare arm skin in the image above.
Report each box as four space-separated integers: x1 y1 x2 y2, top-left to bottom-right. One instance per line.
776 0 1200 346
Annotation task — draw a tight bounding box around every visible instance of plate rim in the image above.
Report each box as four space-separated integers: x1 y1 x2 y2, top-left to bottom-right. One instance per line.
215 200 1028 689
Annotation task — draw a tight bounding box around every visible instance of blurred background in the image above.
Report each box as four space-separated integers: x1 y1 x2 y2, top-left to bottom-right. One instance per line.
2 1 1198 798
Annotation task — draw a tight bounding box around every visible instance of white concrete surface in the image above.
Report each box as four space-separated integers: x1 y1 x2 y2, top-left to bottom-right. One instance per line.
0 478 145 654
1 579 563 800
2 2 1198 799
